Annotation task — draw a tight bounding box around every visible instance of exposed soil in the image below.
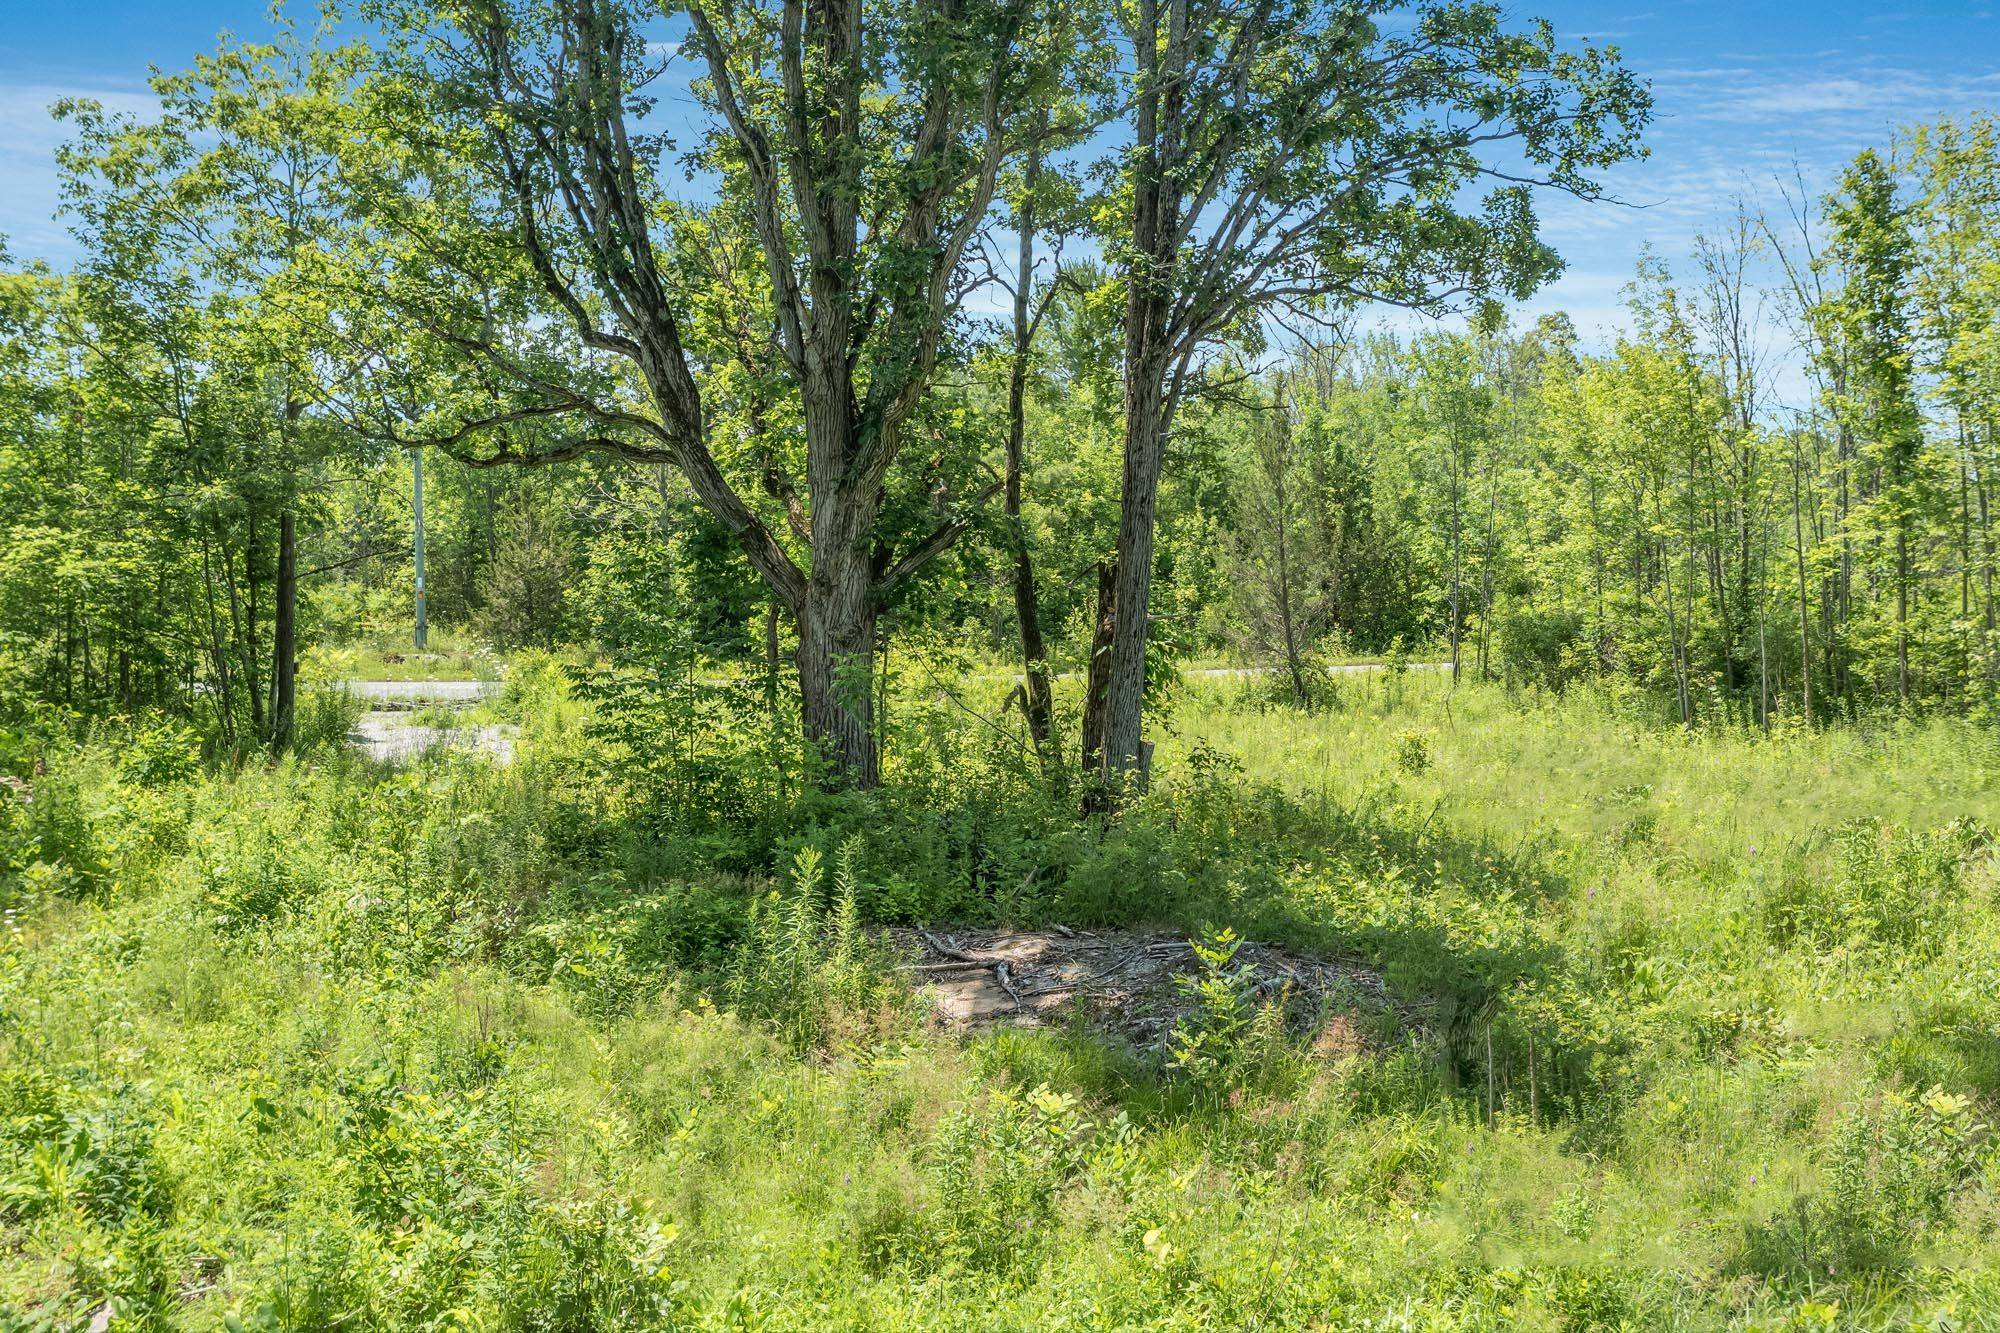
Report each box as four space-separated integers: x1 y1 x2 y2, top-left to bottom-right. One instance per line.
891 925 1424 1053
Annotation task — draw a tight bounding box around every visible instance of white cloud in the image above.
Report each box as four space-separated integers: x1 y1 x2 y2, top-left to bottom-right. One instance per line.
0 81 158 265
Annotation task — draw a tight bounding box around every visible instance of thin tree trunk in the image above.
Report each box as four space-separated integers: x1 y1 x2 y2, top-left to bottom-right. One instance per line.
1897 526 1911 704
1477 445 1499 681
1658 484 1692 726
1270 435 1309 707
1005 138 1056 763
1448 431 1464 685
269 510 297 749
1081 560 1117 780
1791 442 1814 722
1103 353 1169 782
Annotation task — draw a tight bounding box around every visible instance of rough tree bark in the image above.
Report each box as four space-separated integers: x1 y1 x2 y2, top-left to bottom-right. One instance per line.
1099 0 1177 782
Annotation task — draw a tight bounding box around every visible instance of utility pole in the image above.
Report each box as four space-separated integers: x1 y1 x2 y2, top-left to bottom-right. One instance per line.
412 448 428 650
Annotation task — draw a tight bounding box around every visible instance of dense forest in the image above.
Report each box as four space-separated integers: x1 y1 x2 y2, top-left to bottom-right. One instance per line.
7 2 2000 1329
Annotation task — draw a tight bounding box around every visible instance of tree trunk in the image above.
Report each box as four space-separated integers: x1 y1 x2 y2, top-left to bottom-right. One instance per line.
1272 460 1309 708
1476 445 1499 682
1100 0 1176 791
1896 525 1911 704
269 509 297 749
1447 431 1464 685
1104 368 1167 780
794 544 879 788
1006 140 1056 764
1081 560 1117 778
1791 444 1814 722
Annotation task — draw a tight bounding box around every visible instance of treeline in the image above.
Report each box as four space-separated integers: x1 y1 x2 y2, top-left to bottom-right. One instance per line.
0 0 1651 788
1219 117 2000 725
21 10 1999 766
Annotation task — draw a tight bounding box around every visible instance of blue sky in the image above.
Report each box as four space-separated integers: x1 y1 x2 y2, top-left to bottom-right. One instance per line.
3 2 1997 348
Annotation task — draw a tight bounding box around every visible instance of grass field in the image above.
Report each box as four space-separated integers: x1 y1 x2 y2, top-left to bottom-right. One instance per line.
4 666 1999 1329
302 627 504 684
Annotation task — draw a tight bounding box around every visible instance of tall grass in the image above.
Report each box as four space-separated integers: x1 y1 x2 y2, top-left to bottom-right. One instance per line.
4 668 2000 1327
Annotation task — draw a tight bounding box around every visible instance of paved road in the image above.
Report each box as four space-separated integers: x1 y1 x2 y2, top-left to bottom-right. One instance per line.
346 678 500 703
350 712 516 764
337 679 509 764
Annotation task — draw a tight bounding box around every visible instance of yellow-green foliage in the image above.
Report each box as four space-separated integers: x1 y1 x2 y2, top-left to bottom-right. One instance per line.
5 672 2000 1328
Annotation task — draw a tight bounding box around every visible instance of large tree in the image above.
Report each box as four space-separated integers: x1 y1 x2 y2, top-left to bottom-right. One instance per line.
338 0 1092 786
1092 0 1650 785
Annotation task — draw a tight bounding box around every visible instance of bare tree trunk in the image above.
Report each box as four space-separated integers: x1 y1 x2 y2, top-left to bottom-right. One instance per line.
1896 526 1912 704
1835 420 1854 709
796 544 879 787
1477 445 1499 681
1099 0 1179 789
1960 423 1973 620
1448 430 1464 685
1103 341 1170 782
1269 432 1309 707
1982 417 1998 635
1657 483 1692 726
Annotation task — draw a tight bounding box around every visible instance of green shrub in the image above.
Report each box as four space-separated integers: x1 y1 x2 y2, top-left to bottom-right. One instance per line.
920 1083 1107 1273
1498 606 1592 692
1165 927 1293 1097
291 686 367 754
1762 817 1987 954
724 840 907 1053
1745 1083 1990 1279
115 721 200 786
0 1072 170 1228
0 761 107 903
196 822 321 933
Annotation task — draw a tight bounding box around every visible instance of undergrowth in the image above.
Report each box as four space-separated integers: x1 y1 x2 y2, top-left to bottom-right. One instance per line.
2 667 1999 1327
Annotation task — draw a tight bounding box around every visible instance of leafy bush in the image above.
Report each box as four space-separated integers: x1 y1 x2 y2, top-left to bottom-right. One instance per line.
920 1083 1109 1273
0 762 107 903
1393 728 1433 775
1498 606 1593 693
291 686 366 754
114 721 200 786
0 1071 170 1228
195 824 316 933
1165 927 1292 1097
1762 817 1987 954
1745 1083 1990 1278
